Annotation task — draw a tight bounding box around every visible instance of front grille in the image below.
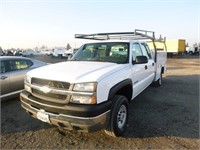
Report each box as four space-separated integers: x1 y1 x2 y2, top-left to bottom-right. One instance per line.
32 89 67 100
31 78 70 90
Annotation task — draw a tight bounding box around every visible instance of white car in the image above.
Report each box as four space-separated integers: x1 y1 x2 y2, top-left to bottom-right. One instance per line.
40 49 53 55
186 46 199 55
22 50 40 56
52 48 73 58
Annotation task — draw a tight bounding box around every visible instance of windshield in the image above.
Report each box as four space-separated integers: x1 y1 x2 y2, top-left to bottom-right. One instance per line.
72 42 129 64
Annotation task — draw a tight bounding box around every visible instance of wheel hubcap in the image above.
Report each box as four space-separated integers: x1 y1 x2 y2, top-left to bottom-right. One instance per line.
117 105 127 129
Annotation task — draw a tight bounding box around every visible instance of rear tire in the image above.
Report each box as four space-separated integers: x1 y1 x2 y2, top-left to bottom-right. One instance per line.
154 72 162 87
104 95 129 137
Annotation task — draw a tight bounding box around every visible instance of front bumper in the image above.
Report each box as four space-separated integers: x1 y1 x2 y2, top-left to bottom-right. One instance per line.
20 91 111 132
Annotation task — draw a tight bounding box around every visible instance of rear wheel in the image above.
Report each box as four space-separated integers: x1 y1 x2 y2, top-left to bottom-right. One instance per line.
154 72 162 87
104 95 129 137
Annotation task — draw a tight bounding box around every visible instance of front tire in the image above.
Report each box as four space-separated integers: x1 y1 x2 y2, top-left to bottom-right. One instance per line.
105 95 129 137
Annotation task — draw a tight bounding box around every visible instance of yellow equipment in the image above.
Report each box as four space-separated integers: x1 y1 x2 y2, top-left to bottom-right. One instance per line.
148 39 185 53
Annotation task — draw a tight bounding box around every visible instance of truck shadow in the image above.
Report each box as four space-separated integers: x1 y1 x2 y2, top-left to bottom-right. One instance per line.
1 99 52 134
124 75 199 139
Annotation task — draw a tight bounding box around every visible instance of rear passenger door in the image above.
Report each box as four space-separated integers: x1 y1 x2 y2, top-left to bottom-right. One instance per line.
140 42 155 85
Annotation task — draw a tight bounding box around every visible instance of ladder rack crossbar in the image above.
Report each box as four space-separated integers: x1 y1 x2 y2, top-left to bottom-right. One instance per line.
75 29 165 43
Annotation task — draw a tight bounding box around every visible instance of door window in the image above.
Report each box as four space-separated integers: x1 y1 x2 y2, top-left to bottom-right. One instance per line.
9 60 33 71
132 43 143 61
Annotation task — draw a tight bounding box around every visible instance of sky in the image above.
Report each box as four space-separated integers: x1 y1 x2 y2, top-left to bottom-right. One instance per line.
0 0 199 49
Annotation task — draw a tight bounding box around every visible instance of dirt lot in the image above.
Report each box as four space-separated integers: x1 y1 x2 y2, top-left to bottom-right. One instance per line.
1 55 199 149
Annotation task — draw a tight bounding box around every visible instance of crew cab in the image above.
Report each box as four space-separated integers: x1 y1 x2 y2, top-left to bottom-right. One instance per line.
20 30 167 137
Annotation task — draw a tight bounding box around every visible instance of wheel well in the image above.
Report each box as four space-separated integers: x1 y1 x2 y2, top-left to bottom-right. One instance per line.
108 79 133 102
115 85 132 102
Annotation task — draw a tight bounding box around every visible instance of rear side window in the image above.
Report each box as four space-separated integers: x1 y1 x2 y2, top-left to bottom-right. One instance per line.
9 59 33 71
141 43 152 59
140 44 150 59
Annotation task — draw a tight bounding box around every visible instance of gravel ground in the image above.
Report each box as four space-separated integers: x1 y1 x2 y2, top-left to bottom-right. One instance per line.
1 55 199 149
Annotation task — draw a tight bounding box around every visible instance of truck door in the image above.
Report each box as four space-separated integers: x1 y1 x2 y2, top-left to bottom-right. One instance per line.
131 43 148 98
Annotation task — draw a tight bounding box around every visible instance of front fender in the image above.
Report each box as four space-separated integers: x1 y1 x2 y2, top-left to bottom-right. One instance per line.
108 79 132 101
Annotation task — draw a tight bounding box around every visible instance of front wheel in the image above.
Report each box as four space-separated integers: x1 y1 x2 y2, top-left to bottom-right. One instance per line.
104 95 129 137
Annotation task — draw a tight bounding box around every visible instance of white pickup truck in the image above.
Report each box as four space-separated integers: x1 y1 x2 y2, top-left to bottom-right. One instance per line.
20 30 167 137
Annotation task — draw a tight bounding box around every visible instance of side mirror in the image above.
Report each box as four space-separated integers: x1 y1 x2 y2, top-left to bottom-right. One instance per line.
135 56 148 64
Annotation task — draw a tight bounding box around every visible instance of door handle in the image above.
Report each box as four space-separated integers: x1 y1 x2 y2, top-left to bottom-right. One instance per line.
0 76 8 80
145 65 148 70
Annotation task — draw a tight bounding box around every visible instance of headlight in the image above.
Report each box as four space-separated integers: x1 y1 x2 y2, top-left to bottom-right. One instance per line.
71 95 96 104
25 75 31 84
73 82 96 92
71 82 97 104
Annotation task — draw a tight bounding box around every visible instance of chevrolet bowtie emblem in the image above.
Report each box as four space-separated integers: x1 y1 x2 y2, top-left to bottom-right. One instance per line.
40 86 51 93
47 81 65 89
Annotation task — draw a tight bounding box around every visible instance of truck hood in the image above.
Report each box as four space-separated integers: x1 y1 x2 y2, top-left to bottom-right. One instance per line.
27 61 128 83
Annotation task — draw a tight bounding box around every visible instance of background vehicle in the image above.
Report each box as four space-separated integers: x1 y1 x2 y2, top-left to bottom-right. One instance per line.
186 46 199 55
13 50 22 56
20 30 167 137
0 56 47 101
22 49 40 56
40 49 53 55
52 48 73 58
148 39 185 57
186 47 195 55
5 50 13 56
0 49 5 56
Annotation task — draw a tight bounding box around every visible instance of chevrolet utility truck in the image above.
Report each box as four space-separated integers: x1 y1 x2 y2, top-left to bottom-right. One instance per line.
20 29 167 137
